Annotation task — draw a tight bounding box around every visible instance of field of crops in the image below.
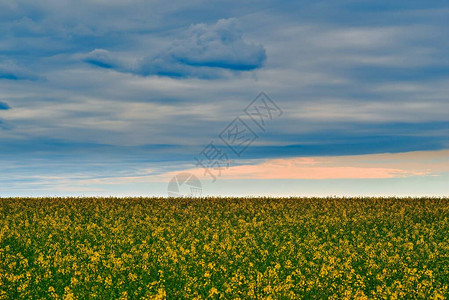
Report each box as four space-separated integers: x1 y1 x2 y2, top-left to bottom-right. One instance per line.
0 197 448 299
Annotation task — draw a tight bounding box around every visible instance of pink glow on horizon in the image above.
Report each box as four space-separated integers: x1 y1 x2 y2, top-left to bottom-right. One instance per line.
162 150 448 180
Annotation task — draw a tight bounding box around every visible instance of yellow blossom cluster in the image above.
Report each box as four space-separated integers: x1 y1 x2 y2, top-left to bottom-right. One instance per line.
0 197 448 299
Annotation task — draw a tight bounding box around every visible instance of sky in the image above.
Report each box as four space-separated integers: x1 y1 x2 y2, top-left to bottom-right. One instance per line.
0 0 448 197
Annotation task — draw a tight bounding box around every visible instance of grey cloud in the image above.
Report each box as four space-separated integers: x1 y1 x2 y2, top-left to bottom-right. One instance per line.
0 101 10 130
0 61 44 81
84 18 266 78
83 49 123 70
162 18 266 71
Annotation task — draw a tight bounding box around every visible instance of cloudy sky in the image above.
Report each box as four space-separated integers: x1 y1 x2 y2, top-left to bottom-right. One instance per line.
0 0 448 197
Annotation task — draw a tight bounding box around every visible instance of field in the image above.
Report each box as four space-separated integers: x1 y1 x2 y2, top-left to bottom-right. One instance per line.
0 197 448 299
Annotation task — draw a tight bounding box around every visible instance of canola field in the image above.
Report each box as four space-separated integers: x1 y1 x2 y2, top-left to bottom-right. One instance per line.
0 197 448 299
